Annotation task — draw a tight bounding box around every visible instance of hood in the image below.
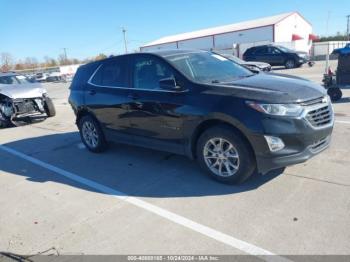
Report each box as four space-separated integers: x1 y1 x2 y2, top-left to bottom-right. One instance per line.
206 73 326 103
296 51 308 55
0 83 47 99
243 61 270 68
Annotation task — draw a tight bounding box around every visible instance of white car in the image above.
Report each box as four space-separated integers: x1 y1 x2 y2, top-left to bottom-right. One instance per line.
35 72 49 82
0 72 56 127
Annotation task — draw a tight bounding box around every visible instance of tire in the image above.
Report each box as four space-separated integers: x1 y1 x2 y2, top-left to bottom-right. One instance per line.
44 97 56 117
196 125 256 184
0 118 10 128
327 87 342 102
0 109 11 128
78 115 107 153
285 59 296 69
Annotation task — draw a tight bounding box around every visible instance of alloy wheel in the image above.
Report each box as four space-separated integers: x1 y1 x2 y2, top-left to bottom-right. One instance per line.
203 138 240 177
82 121 99 148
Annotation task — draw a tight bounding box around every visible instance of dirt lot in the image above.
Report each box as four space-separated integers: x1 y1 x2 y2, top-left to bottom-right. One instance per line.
0 60 349 259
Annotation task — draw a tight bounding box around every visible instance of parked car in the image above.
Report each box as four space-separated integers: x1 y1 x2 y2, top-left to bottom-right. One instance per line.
35 72 49 82
243 45 310 69
332 43 350 55
46 72 62 82
218 53 271 72
69 50 333 184
0 72 56 127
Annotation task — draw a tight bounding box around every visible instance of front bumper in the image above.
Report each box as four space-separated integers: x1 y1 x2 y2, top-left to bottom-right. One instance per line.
248 102 334 174
256 133 332 174
12 97 46 118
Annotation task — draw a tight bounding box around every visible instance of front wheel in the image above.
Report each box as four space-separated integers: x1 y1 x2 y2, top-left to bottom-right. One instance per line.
285 59 296 69
44 97 56 117
196 126 256 184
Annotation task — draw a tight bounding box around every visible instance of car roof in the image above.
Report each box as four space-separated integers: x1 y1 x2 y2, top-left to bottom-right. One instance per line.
82 49 209 67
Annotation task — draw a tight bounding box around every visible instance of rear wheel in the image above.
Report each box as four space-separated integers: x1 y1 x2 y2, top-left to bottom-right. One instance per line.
78 115 107 153
196 126 256 184
44 97 56 117
285 59 296 69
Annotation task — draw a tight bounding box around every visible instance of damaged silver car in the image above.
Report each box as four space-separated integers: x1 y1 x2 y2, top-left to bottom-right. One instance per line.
0 72 56 128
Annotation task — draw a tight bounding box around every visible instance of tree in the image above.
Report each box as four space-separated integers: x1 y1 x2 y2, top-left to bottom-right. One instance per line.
24 57 38 71
14 59 25 70
1 52 14 71
95 53 107 61
44 56 58 67
315 33 348 42
58 53 71 65
72 58 80 64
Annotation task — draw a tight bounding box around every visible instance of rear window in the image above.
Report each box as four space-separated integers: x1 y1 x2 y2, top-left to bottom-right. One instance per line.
70 63 99 90
91 57 127 87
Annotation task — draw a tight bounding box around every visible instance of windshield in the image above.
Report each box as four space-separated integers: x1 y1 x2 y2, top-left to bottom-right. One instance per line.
0 75 32 85
163 51 254 84
276 46 294 53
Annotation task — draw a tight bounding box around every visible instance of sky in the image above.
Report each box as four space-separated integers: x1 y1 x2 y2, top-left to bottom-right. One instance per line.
1 0 349 62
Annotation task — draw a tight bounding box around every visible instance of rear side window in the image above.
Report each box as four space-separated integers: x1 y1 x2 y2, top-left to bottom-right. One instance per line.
245 48 255 55
254 47 268 55
91 57 127 87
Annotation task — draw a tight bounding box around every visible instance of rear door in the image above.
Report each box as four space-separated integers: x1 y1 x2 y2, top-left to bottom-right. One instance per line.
249 46 269 62
85 56 133 137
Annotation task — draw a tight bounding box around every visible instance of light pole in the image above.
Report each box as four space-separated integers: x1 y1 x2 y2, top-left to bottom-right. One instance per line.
62 48 68 64
121 27 128 54
347 15 350 41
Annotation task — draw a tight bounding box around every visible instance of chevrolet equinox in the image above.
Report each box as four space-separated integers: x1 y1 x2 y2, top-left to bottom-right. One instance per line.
69 50 334 184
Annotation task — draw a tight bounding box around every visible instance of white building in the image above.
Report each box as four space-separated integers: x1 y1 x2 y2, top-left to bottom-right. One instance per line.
141 12 317 57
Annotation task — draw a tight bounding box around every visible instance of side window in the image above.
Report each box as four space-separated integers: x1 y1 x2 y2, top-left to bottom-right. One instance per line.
254 47 268 55
133 56 175 90
91 58 127 87
269 47 281 54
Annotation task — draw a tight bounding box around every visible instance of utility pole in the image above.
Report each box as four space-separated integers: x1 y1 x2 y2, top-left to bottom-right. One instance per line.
62 48 68 64
347 15 350 41
325 11 331 74
121 27 128 54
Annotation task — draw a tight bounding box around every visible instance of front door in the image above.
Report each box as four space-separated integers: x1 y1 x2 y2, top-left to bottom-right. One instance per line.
126 54 186 153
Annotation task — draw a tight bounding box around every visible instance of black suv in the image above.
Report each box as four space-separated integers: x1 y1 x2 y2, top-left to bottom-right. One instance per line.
69 50 333 184
243 45 310 69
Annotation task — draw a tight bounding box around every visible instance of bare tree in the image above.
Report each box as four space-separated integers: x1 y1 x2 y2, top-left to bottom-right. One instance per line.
0 52 14 71
58 53 72 65
44 56 58 67
24 57 38 72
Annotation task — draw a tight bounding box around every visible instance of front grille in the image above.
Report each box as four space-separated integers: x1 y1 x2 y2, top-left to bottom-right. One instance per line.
305 105 332 128
13 99 37 114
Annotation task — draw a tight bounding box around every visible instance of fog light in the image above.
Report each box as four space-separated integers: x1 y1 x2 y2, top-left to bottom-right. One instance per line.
264 136 285 152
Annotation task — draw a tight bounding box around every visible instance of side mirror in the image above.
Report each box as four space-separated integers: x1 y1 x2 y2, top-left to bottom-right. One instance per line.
159 77 182 91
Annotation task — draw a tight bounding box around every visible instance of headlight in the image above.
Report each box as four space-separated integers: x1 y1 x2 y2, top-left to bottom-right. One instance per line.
247 101 304 117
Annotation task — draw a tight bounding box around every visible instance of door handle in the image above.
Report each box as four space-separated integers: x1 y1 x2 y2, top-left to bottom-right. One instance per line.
128 93 138 100
88 90 96 95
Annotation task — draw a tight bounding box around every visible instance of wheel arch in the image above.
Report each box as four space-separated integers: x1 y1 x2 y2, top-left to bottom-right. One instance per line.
189 116 256 160
76 108 99 126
